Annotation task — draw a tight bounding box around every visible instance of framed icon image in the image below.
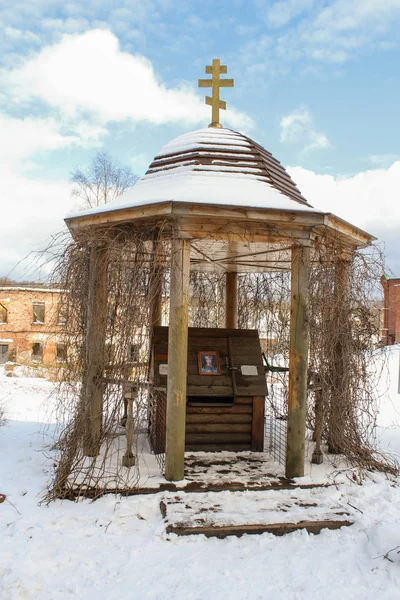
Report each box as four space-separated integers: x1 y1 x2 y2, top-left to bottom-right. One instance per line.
197 351 221 375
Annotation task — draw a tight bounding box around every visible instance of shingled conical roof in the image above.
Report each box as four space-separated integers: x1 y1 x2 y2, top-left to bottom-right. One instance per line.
73 127 318 218
146 127 310 207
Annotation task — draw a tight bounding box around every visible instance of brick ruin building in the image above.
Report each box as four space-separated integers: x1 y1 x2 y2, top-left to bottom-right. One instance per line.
381 274 400 345
0 285 66 366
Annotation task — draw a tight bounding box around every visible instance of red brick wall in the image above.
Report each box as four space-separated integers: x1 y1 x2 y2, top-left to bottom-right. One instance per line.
0 287 64 366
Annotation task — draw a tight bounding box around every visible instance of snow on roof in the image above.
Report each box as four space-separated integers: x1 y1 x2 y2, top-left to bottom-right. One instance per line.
68 128 318 220
156 128 253 157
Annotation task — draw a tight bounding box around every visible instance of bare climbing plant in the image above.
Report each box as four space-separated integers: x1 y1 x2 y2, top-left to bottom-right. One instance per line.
42 223 397 501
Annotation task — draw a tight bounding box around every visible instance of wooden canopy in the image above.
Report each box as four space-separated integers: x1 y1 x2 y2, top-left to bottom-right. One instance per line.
66 129 375 271
64 127 376 483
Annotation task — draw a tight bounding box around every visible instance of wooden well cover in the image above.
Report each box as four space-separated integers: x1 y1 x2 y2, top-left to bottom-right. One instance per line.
152 327 267 398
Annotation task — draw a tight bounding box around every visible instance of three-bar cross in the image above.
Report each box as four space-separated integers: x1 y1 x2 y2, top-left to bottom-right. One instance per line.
198 58 234 128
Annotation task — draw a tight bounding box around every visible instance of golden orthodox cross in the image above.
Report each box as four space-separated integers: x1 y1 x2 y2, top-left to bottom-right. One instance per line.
198 58 234 128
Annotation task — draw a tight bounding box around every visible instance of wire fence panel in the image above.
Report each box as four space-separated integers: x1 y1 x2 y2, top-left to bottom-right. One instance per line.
149 389 166 472
265 371 288 466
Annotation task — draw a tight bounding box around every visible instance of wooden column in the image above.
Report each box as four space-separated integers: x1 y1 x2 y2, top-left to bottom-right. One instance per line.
150 268 163 327
149 232 163 328
165 236 191 481
286 244 310 478
328 253 352 453
225 272 238 328
83 245 108 457
147 234 164 388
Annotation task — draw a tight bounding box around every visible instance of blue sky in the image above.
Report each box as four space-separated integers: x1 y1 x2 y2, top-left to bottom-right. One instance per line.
1 0 400 278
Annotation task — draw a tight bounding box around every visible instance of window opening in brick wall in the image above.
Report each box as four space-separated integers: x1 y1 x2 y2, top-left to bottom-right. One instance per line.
32 302 45 324
31 342 43 362
0 344 8 363
0 303 7 323
57 303 67 326
56 343 67 362
130 343 140 363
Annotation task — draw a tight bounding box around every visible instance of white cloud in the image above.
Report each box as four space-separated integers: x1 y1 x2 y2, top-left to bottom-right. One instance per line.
265 0 315 29
261 0 400 63
0 114 77 163
0 27 254 278
280 106 331 153
0 164 73 279
366 154 400 167
0 111 105 278
4 29 253 131
288 161 400 271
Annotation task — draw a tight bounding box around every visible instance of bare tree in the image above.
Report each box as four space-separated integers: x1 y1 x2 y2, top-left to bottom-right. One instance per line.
70 151 138 210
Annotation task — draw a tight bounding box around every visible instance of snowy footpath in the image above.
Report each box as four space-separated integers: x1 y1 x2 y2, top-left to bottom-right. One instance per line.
1 348 400 600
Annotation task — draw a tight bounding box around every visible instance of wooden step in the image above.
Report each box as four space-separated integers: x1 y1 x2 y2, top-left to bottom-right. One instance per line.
166 520 353 538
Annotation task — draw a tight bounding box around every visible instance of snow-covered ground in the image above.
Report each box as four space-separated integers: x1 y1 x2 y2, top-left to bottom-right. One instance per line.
1 348 400 600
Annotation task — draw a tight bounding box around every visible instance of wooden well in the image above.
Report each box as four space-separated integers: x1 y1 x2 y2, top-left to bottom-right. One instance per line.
150 327 266 452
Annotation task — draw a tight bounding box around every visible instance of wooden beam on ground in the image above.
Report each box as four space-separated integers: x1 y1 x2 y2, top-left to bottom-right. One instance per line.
60 480 335 500
286 244 310 478
166 520 353 538
165 236 191 481
83 244 108 457
225 272 238 328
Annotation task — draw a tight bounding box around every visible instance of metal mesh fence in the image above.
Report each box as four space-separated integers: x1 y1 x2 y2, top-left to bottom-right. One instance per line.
149 389 166 472
265 370 288 466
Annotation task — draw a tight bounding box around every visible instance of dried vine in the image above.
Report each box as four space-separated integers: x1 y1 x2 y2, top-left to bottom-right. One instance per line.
44 223 396 500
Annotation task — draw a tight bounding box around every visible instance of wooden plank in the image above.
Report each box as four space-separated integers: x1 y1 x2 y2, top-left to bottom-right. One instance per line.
186 405 252 414
185 444 251 452
186 423 251 434
286 244 310 479
171 201 325 226
235 386 268 397
225 272 238 328
235 397 253 404
251 396 265 451
186 414 252 424
165 237 191 482
188 327 258 338
185 433 251 444
187 385 234 396
188 337 229 346
166 520 353 539
186 375 232 386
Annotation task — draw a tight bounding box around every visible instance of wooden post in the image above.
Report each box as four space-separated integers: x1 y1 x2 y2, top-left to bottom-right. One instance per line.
83 245 108 457
225 272 238 328
122 385 136 468
148 235 163 381
150 268 163 327
312 384 324 464
328 253 352 453
251 396 265 451
165 236 191 481
286 244 310 478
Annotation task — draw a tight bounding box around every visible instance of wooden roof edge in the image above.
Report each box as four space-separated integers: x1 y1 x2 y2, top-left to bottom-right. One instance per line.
64 201 375 249
320 213 377 247
64 201 174 233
